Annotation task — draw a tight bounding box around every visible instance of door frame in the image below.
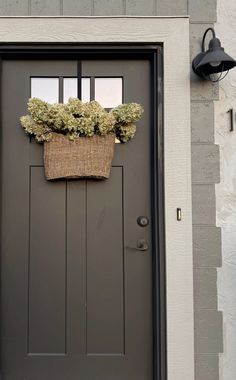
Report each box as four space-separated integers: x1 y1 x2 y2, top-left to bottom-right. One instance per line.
0 16 194 380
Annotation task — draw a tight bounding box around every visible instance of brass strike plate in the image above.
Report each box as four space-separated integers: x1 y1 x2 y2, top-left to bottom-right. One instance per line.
177 208 182 221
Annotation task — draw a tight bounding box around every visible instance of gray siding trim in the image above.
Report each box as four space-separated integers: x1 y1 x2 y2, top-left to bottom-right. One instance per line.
191 101 215 143
0 0 29 15
157 0 187 16
126 0 155 15
189 11 222 380
191 144 220 184
194 268 218 309
188 0 217 22
62 0 93 16
195 310 223 353
192 184 216 225
94 0 124 16
195 354 220 380
31 0 61 16
193 226 222 268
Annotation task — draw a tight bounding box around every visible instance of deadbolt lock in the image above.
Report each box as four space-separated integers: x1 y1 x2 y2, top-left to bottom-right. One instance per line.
137 216 149 227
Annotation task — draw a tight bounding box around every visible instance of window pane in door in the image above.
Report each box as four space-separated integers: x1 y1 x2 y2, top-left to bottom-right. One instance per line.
82 78 90 102
95 78 123 108
63 78 77 103
31 78 59 103
63 78 90 103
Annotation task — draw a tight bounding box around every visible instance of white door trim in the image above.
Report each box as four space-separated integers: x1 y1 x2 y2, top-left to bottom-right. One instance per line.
0 16 194 380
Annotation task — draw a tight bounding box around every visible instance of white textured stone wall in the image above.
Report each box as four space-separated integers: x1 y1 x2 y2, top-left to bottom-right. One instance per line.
216 1 236 379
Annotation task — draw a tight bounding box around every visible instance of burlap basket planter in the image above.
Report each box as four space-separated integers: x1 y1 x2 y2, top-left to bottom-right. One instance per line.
44 133 115 180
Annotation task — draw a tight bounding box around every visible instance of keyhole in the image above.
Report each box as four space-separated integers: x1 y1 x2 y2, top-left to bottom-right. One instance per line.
137 216 149 227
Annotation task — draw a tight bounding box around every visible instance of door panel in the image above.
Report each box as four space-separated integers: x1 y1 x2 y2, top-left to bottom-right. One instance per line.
29 167 67 354
86 169 124 355
0 59 152 379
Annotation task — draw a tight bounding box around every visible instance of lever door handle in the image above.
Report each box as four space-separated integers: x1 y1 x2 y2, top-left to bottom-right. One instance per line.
137 239 149 251
126 239 149 252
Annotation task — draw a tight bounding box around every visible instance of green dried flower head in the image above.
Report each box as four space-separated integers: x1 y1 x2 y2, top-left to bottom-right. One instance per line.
77 116 95 137
20 115 52 142
28 98 50 125
68 131 79 141
115 123 136 143
97 113 116 136
60 111 80 133
46 103 64 129
84 101 104 118
65 98 84 117
21 97 143 143
111 103 144 124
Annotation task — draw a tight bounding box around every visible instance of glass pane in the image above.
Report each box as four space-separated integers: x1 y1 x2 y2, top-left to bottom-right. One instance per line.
31 78 59 103
63 78 90 103
95 78 123 108
63 78 77 103
82 78 90 102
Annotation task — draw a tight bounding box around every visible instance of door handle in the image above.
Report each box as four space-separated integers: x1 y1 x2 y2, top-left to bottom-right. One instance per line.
126 239 149 252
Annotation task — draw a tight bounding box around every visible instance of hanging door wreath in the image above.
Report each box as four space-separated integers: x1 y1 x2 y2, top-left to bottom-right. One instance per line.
21 98 143 180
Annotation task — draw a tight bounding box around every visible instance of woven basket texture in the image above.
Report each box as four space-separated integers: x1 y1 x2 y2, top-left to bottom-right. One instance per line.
44 133 115 180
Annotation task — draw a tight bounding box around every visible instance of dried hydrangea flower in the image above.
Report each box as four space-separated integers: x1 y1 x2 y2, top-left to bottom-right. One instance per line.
115 123 136 143
21 97 143 143
20 115 52 142
97 113 116 136
46 104 64 129
77 115 95 137
68 132 79 141
65 98 85 117
27 98 50 125
111 103 144 124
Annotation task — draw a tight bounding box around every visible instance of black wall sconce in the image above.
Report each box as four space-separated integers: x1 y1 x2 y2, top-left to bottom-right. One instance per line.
192 27 236 82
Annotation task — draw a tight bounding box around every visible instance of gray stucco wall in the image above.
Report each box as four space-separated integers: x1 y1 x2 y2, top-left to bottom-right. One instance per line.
0 1 223 379
215 1 236 379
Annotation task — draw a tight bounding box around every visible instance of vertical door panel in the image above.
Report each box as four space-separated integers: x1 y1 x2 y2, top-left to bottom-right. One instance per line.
86 168 124 354
67 180 86 356
28 167 67 354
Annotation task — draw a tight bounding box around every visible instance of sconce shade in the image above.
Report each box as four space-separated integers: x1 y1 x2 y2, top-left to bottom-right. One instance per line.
192 28 236 79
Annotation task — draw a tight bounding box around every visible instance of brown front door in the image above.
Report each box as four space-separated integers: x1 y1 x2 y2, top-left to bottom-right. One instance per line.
0 57 153 379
